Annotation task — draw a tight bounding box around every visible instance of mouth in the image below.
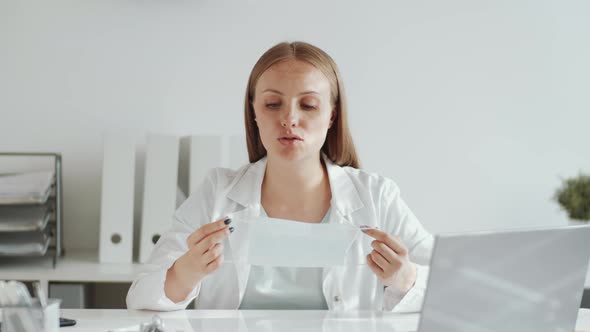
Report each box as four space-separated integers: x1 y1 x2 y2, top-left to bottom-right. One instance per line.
278 134 303 141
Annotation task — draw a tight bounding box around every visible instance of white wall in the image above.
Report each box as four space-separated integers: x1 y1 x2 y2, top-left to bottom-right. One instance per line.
1 0 589 251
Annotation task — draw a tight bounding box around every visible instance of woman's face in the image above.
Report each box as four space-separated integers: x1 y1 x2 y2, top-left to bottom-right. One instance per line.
253 59 335 163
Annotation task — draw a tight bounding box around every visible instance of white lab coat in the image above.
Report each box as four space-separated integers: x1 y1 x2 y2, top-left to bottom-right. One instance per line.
126 154 434 312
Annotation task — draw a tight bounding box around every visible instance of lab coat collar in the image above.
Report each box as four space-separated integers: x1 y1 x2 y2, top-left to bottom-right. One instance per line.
226 153 364 218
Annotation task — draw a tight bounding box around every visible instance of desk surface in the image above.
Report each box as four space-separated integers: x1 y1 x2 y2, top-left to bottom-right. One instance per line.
62 308 590 332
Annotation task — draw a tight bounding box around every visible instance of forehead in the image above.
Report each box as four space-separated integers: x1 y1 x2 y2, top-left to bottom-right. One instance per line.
255 59 331 96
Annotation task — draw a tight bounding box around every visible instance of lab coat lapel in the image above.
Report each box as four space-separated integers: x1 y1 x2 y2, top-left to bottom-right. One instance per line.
225 205 258 305
321 154 365 308
223 157 266 305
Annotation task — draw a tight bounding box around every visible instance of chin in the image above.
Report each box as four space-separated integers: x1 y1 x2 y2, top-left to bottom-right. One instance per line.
272 147 318 163
277 149 305 161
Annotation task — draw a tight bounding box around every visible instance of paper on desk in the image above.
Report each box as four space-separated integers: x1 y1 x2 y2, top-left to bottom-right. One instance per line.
234 217 361 267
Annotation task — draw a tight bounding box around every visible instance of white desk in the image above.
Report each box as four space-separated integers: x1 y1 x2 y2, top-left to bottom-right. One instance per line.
62 308 590 332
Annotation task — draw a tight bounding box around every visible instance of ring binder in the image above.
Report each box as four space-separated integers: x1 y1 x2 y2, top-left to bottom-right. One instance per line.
98 132 135 263
139 134 179 263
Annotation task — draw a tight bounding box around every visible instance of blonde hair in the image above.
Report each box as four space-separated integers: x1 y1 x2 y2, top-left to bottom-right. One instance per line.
244 41 360 168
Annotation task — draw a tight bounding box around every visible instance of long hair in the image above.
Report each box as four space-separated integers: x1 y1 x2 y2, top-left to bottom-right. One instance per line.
244 41 360 168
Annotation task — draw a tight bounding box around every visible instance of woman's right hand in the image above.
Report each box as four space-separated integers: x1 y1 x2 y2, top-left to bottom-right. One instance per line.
165 217 233 302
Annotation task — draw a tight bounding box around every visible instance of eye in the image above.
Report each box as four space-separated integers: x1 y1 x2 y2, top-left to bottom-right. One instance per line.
301 104 316 110
265 103 281 109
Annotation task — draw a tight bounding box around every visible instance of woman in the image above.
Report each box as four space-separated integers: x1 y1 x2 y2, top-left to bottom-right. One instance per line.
126 41 433 312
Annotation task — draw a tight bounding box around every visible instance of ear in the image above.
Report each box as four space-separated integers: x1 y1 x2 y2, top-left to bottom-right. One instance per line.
329 108 337 128
250 99 257 121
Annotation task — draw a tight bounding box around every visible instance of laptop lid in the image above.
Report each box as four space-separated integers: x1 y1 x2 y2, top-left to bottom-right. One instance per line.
418 225 590 332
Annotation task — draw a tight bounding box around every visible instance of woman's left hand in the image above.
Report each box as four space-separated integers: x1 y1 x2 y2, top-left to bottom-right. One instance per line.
362 228 417 294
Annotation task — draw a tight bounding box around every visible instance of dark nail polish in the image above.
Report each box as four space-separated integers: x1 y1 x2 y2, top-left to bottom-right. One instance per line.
224 218 232 225
229 227 235 233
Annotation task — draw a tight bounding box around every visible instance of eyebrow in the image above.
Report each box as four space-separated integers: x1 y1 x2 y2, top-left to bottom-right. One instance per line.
262 89 320 96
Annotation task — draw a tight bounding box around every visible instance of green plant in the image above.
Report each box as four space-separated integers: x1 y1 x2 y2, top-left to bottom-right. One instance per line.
555 173 590 221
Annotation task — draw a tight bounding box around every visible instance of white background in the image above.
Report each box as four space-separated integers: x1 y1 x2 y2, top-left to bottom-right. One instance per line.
1 0 589 252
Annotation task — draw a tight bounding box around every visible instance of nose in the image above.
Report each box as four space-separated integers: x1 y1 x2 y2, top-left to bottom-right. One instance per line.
281 105 298 128
281 119 296 128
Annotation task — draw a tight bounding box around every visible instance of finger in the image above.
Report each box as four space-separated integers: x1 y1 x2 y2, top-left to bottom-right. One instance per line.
362 228 408 256
194 226 232 254
370 249 391 271
203 243 224 265
204 226 234 251
371 240 397 264
205 254 225 273
187 217 232 247
367 254 385 279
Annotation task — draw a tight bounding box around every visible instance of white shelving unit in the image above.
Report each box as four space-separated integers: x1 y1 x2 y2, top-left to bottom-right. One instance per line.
0 250 144 307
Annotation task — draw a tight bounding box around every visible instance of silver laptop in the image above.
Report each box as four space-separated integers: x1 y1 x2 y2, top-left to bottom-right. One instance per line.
418 225 590 332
